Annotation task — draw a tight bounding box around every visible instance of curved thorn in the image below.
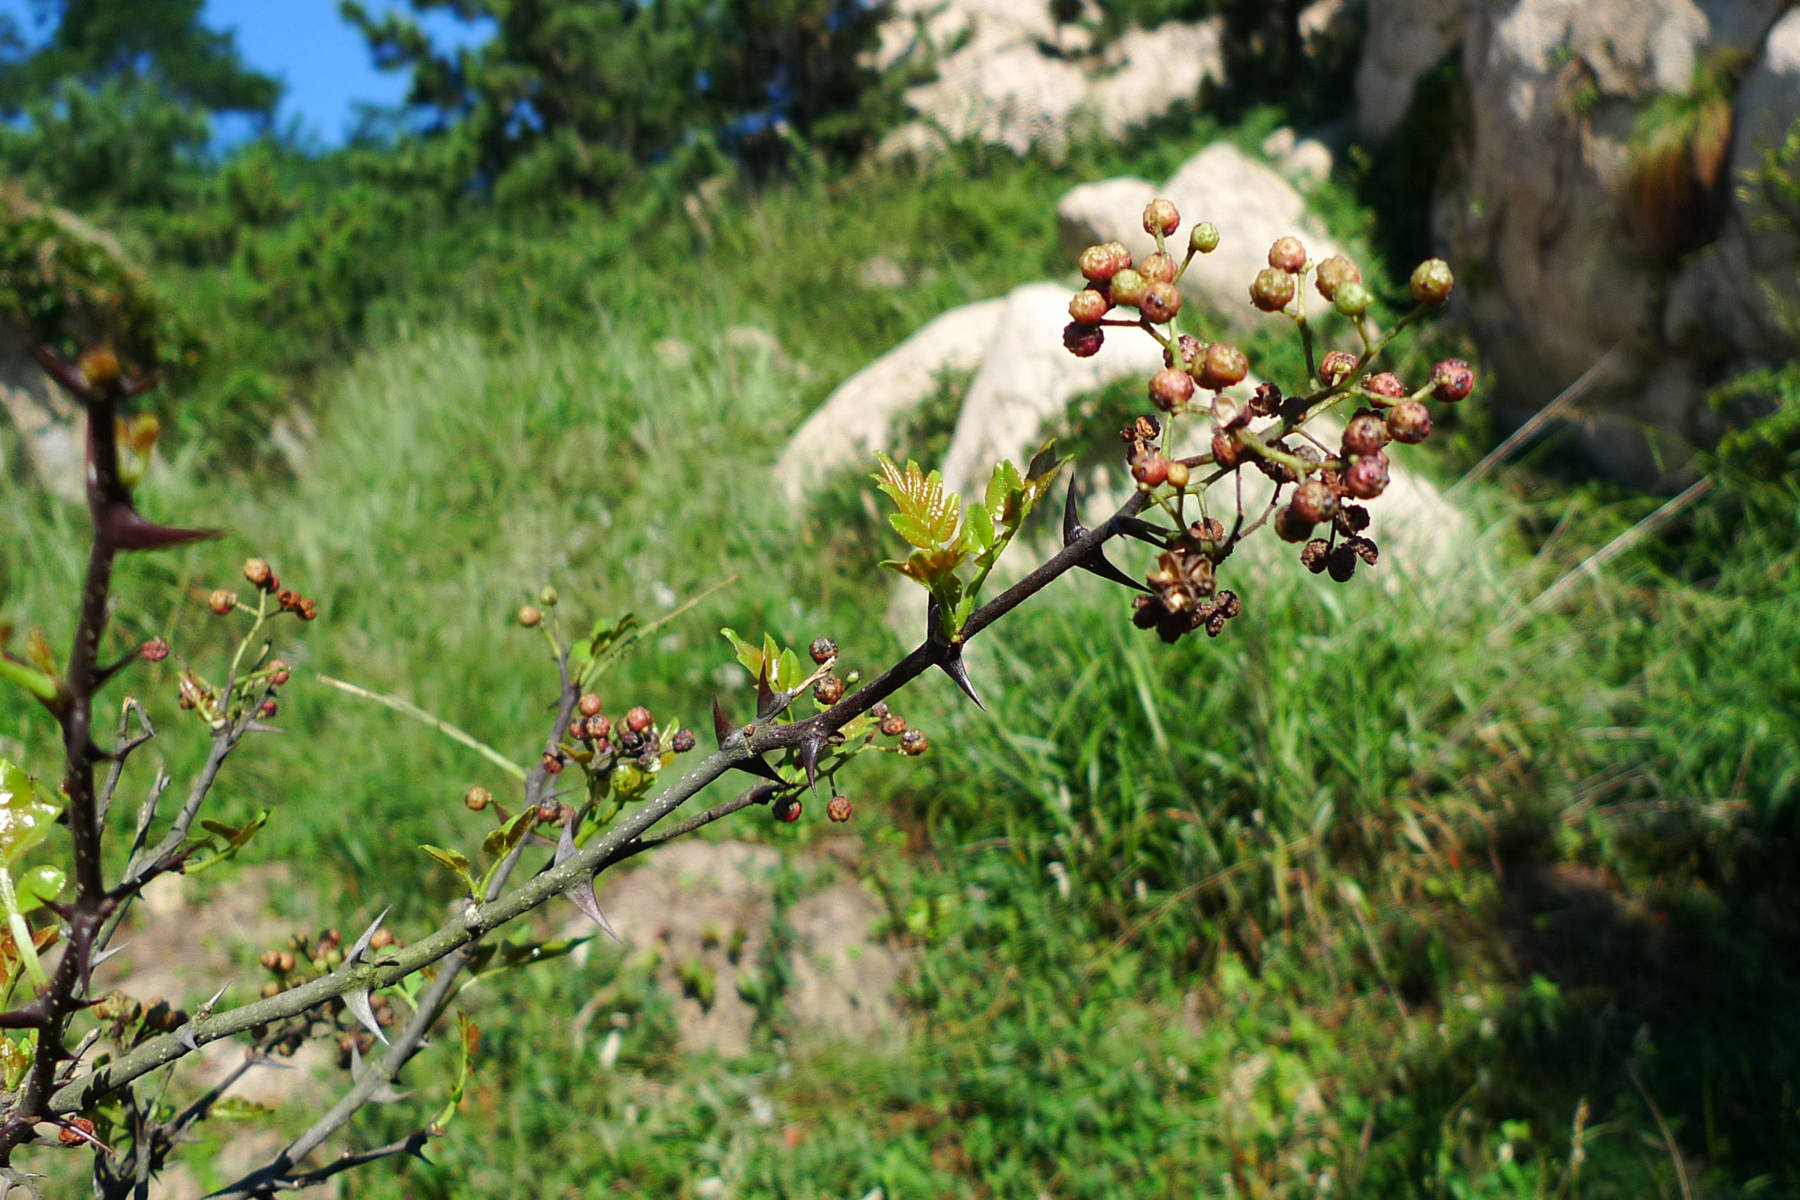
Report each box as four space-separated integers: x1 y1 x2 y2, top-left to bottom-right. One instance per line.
1062 474 1085 544
1079 550 1152 593
711 695 733 747
798 733 825 793
938 649 986 710
732 754 785 785
345 907 391 966
347 989 389 1045
755 660 779 721
565 877 619 941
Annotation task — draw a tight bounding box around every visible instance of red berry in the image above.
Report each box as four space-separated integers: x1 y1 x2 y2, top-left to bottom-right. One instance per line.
1341 411 1389 457
1131 450 1171 488
1139 281 1182 324
827 795 852 823
1289 479 1337 525
1249 268 1296 313
585 714 612 741
1364 372 1407 400
1432 359 1475 403
1142 197 1180 237
1149 367 1196 412
773 796 802 823
809 637 838 663
625 706 653 733
1268 236 1307 274
1387 400 1433 444
1078 241 1131 282
1069 288 1110 325
139 636 170 662
1199 342 1249 390
1139 251 1178 284
1345 453 1390 499
1063 321 1105 358
1319 349 1358 385
578 693 604 718
879 713 908 737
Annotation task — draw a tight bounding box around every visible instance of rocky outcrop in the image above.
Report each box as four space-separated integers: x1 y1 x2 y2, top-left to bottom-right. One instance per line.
1359 0 1797 483
875 0 1224 161
0 325 84 504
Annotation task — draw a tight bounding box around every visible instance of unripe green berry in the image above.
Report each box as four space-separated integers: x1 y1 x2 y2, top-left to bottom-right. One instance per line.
1139 281 1182 324
1249 267 1296 312
538 586 559 607
1333 280 1373 318
1109 269 1149 308
1143 197 1180 237
1268 236 1307 274
1190 222 1220 253
1199 342 1249 390
1149 367 1196 412
1410 258 1454 306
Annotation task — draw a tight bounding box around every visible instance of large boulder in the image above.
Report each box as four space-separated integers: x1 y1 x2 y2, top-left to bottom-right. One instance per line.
1432 0 1791 483
0 326 83 504
1356 0 1464 139
876 0 1224 161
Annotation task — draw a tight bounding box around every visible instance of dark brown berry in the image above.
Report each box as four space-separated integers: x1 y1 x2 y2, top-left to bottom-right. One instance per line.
258 698 278 719
900 729 928 756
1327 545 1358 582
1301 538 1331 573
879 713 908 737
671 729 696 753
814 675 845 704
541 752 564 775
1063 321 1105 358
1335 504 1371 536
772 796 802 823
809 637 838 663
1211 427 1244 468
585 714 612 741
870 701 890 719
1199 342 1249 390
1274 505 1314 543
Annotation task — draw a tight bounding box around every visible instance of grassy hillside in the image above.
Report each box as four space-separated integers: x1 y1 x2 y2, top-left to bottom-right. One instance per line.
3 123 1797 1198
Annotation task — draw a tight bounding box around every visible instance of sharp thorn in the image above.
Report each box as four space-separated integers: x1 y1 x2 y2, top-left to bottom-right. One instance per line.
938 649 986 710
554 818 577 867
798 733 824 794
346 989 389 1045
1079 551 1153 593
711 695 734 747
1062 474 1085 545
565 878 620 941
732 754 785 785
754 660 779 721
345 907 391 966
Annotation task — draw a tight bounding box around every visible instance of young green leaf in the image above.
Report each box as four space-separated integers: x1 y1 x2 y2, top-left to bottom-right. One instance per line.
420 844 475 895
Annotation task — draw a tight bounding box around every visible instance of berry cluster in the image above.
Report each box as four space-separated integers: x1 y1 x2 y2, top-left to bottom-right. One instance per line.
252 927 401 1063
1062 199 1475 642
550 693 697 782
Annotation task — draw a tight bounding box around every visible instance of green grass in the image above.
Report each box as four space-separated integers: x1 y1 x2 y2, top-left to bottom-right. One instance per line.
4 124 1798 1199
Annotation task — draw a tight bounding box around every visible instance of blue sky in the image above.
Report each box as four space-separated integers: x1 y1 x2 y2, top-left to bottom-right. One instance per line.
2 1 492 146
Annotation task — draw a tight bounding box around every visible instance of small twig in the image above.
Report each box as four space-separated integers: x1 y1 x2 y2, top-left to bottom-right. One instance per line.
95 699 155 829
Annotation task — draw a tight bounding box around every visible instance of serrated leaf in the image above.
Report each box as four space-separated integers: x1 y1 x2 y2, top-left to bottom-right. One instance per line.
881 545 969 587
963 501 996 555
874 453 962 549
